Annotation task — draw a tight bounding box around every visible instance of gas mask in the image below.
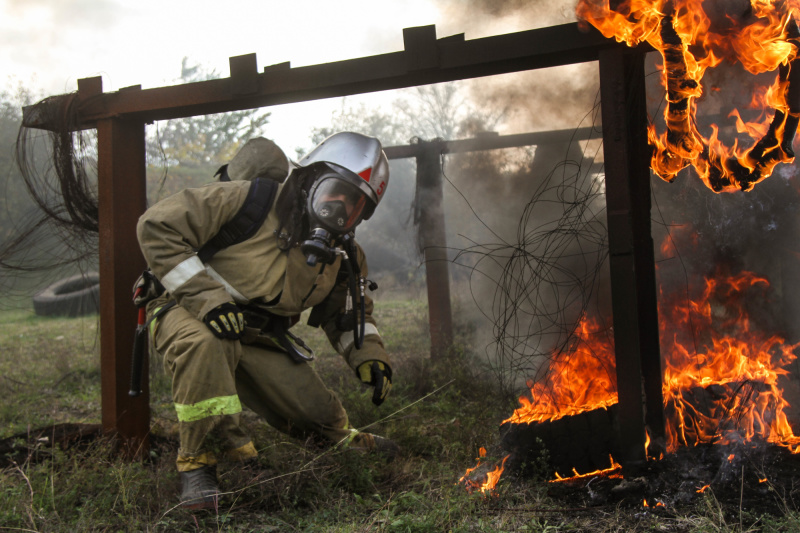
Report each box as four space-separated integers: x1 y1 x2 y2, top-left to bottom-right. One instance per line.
300 165 373 266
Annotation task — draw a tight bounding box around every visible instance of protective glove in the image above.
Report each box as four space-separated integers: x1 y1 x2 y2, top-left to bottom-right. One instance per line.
203 302 244 340
357 360 392 406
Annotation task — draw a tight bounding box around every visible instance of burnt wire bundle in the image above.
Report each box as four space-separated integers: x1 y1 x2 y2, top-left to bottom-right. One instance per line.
442 99 614 399
1 94 99 306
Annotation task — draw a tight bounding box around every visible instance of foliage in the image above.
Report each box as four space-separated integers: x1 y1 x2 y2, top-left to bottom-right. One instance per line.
0 80 40 242
146 58 271 169
310 82 504 149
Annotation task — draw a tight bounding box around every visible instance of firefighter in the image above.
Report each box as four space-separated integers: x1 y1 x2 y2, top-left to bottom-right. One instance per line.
136 132 394 510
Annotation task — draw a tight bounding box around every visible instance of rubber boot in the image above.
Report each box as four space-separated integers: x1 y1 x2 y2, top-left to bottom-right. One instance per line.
179 465 220 510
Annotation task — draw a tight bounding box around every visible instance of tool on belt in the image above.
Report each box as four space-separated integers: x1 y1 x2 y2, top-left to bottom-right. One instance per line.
129 270 173 397
129 290 148 397
240 305 315 363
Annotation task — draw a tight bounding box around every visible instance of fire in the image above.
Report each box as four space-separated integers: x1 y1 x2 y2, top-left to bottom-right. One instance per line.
506 268 800 454
463 267 800 492
644 499 666 508
660 269 800 452
459 447 510 494
576 0 800 192
502 315 618 425
550 455 623 482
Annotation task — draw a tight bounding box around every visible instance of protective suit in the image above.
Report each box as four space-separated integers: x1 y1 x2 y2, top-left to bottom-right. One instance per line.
136 133 393 507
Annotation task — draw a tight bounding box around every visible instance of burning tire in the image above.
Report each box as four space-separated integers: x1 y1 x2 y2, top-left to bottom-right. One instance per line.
32 272 100 317
500 404 621 478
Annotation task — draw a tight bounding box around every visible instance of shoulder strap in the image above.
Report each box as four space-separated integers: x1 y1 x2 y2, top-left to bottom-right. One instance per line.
197 177 279 263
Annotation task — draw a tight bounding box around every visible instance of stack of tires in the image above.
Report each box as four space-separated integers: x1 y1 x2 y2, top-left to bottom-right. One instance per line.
32 272 100 317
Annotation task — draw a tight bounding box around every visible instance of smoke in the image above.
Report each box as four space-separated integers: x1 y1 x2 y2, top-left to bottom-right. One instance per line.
435 0 576 36
414 0 800 403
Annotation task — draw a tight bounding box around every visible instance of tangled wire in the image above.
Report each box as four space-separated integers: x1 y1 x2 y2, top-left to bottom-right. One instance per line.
439 98 612 398
0 93 99 304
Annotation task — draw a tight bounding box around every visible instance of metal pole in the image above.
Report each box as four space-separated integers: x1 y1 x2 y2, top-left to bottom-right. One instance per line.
416 143 454 359
97 116 150 458
599 47 666 470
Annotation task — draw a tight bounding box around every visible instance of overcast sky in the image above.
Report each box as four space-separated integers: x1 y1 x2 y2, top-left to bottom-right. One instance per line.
1 0 576 151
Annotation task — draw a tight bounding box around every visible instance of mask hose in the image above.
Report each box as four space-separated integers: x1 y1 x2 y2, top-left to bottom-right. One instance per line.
341 235 365 350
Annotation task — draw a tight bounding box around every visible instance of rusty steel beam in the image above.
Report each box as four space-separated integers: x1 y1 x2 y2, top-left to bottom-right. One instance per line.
23 23 622 129
599 47 665 471
97 116 150 458
415 143 454 359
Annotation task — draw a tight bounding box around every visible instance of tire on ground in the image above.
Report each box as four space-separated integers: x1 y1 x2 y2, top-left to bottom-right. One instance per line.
500 404 619 477
32 272 100 317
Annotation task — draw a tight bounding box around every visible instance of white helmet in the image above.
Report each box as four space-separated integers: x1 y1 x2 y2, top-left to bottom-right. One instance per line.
298 132 389 225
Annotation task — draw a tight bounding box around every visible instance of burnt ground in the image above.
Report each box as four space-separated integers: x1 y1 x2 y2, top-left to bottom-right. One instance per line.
535 440 800 519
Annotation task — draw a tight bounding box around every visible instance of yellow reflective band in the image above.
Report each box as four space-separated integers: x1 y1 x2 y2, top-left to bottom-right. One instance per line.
174 394 242 422
149 306 163 337
225 441 258 462
176 452 217 472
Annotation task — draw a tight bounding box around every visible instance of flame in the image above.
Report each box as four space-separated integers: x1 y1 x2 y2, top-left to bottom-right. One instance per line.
576 0 800 192
550 455 623 482
503 315 618 425
505 269 800 454
481 457 509 493
464 265 800 492
660 269 800 452
459 447 510 494
644 499 666 508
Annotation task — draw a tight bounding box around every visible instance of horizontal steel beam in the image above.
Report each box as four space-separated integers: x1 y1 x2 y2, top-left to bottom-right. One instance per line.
24 23 624 130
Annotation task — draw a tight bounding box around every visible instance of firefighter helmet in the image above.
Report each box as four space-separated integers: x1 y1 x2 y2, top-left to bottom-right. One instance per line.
298 132 389 222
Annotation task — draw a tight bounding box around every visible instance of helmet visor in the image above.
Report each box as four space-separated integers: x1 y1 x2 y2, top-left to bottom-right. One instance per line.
309 176 370 233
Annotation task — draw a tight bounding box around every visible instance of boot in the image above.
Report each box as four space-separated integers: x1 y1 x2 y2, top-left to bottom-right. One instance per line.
179 465 220 510
372 434 401 459
348 432 401 459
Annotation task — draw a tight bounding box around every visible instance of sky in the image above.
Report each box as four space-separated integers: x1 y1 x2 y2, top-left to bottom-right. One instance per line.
0 0 576 153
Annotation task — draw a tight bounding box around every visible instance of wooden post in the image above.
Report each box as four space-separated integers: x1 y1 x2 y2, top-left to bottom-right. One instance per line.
416 143 454 359
97 117 150 457
599 47 666 470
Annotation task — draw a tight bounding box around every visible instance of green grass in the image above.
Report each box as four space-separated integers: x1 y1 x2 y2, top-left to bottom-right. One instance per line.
2 300 800 531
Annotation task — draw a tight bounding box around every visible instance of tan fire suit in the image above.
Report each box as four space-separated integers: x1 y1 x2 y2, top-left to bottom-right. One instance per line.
136 178 391 471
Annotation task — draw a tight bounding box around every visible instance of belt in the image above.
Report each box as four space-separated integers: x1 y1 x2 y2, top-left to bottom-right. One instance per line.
240 305 314 363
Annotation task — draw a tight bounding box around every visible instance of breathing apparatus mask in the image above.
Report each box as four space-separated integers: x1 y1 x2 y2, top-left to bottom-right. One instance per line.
299 162 375 266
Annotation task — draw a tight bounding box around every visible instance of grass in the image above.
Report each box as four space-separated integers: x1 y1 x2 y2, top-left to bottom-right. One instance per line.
2 298 800 531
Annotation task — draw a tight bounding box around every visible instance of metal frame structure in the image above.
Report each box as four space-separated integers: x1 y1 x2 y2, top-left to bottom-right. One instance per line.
24 22 663 468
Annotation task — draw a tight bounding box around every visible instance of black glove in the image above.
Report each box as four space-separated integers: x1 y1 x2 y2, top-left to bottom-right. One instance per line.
203 302 244 340
357 361 392 406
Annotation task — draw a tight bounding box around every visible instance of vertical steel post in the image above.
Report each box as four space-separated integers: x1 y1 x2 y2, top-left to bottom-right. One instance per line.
416 143 454 359
599 47 666 469
97 117 150 457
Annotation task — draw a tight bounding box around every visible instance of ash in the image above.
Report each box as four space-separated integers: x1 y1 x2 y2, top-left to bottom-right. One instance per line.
543 441 800 517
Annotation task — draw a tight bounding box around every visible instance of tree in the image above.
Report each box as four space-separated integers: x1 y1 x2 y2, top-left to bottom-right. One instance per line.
0 80 40 241
146 58 271 169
